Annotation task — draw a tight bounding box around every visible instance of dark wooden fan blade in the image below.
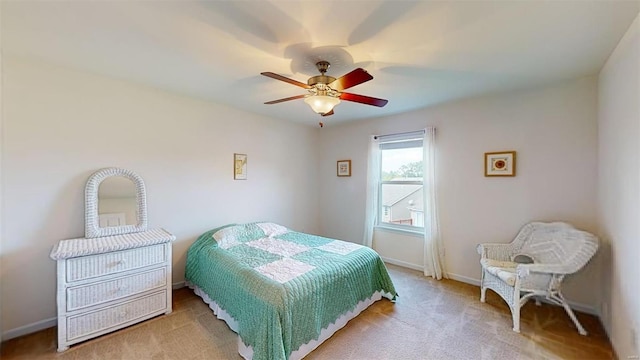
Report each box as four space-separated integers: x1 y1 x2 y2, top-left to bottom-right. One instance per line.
321 109 334 117
330 68 373 91
339 92 388 107
261 72 311 89
264 94 306 104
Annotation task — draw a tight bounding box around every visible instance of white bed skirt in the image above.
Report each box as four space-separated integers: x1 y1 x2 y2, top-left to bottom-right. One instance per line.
186 281 392 360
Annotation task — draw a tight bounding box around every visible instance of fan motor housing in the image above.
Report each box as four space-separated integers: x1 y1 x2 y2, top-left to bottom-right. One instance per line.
307 75 336 86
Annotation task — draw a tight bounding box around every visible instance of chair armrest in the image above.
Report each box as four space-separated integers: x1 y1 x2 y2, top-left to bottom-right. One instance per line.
516 263 573 278
477 243 514 261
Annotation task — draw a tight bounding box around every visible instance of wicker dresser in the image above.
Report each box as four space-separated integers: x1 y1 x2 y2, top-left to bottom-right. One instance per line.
50 228 175 352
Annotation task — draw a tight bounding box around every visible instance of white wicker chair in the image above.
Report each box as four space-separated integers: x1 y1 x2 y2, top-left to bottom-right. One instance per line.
477 222 598 335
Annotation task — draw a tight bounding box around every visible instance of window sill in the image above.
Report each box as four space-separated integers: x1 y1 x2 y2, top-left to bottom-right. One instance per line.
374 225 424 238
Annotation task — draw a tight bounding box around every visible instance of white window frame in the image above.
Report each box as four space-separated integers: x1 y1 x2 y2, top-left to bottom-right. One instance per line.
375 131 424 235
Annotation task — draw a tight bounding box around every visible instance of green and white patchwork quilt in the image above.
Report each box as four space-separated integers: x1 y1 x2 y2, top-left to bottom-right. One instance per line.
185 222 397 360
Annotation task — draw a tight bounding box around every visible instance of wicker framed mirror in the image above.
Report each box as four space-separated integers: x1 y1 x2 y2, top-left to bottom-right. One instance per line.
84 167 148 238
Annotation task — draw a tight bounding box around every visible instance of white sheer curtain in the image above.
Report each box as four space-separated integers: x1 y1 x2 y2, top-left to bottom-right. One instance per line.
422 127 447 279
363 135 380 248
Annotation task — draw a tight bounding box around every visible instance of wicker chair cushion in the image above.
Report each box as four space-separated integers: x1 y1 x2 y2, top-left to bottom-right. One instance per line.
481 258 517 286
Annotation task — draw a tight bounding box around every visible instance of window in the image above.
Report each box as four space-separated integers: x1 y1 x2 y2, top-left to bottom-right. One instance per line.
376 132 424 232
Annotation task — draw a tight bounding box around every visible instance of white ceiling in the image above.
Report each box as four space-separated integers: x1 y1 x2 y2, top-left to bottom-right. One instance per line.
3 1 639 125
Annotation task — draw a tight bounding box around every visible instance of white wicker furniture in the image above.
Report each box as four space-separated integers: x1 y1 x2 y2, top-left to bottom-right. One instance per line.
50 229 175 352
51 167 175 351
477 221 598 335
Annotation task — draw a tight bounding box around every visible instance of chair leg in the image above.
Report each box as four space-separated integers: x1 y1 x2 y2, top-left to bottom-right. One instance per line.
512 303 521 333
511 284 522 333
480 271 486 302
557 293 587 335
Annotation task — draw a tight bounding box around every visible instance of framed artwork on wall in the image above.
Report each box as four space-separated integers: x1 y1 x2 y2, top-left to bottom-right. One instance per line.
234 153 247 180
337 160 351 177
485 151 516 177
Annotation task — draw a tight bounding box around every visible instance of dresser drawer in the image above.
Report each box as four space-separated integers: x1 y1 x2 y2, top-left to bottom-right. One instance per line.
66 244 166 282
66 291 167 341
66 268 167 311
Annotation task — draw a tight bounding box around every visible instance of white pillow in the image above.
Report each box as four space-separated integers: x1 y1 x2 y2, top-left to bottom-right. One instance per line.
256 222 289 237
212 226 243 249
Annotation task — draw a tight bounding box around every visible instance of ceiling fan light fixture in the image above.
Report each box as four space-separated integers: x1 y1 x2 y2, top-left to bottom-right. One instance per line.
262 61 386 118
304 95 340 114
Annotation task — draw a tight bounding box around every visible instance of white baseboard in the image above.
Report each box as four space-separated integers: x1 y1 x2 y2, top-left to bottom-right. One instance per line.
561 300 597 315
3 317 56 341
172 281 186 289
447 272 480 286
380 257 423 272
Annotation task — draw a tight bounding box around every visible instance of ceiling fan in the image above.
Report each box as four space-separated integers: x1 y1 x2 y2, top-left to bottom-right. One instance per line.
261 61 388 120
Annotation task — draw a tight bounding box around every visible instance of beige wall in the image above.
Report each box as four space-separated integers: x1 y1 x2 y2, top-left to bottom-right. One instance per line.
318 76 600 311
0 57 320 338
598 13 640 359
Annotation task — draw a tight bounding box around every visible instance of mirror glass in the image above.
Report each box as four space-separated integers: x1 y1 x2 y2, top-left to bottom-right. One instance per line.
98 176 138 227
85 167 147 238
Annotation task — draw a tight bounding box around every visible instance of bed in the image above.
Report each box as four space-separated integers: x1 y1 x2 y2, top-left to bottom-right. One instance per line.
185 222 397 360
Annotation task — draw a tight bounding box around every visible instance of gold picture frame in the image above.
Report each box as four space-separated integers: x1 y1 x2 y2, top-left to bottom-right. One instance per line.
234 153 247 180
337 160 351 177
485 151 516 177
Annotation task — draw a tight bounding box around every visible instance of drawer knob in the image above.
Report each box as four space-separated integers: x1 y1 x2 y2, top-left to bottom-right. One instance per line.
117 259 127 265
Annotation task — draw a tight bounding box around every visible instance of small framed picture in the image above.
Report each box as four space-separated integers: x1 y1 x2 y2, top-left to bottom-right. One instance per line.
485 151 516 177
234 153 247 180
337 160 351 177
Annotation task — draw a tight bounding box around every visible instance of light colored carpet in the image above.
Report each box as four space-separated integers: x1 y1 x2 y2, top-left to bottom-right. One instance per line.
1 264 614 359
